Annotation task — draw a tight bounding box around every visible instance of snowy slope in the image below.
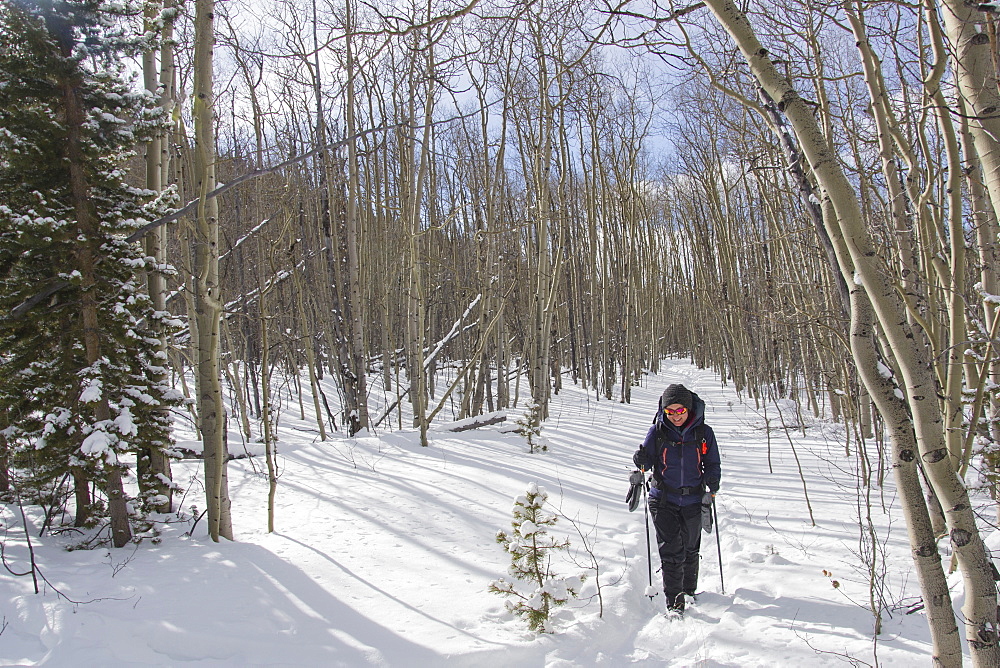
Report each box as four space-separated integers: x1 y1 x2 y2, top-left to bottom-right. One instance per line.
1 361 982 666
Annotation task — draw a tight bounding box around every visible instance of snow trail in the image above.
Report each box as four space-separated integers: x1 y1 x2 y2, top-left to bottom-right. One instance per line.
0 361 967 665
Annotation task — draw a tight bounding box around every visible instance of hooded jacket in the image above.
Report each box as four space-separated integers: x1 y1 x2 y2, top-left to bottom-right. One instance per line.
634 391 721 506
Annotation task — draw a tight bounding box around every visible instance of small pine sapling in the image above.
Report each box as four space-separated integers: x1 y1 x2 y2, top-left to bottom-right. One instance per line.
514 399 547 453
489 483 584 633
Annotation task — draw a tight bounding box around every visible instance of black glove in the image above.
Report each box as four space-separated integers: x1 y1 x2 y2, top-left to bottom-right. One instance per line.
633 448 653 470
625 470 645 512
701 492 714 534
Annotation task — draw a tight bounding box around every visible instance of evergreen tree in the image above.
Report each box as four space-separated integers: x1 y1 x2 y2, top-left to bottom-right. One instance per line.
490 483 583 633
0 0 180 545
514 399 547 453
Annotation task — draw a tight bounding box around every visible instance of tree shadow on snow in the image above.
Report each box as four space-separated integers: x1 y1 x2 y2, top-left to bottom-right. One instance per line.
86 538 455 666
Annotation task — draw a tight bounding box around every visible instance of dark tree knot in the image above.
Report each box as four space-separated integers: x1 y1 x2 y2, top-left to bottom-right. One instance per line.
923 448 947 463
899 449 915 462
950 528 972 548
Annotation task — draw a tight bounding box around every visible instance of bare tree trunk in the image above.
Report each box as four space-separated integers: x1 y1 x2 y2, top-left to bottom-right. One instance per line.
940 0 1000 519
833 204 961 663
194 0 232 542
291 254 326 441
0 433 8 494
960 111 1000 517
304 0 362 436
525 11 564 423
401 22 436 446
71 468 91 527
260 297 277 533
702 1 998 663
343 0 370 433
139 0 174 514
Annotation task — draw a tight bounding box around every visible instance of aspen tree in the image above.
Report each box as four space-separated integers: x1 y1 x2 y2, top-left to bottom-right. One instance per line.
342 0 371 433
699 1 998 662
937 0 1000 511
140 0 176 515
402 17 435 447
193 0 233 541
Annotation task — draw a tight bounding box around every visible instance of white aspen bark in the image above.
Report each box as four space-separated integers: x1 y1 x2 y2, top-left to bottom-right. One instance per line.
496 308 510 410
291 266 326 441
158 0 176 195
939 1 1000 517
193 0 232 542
477 54 514 411
260 308 276 533
938 1 1000 221
140 1 173 514
762 54 957 648
305 0 359 435
381 296 393 393
403 26 434 446
935 94 970 468
825 196 963 663
850 3 968 525
701 1 998 662
531 100 554 421
404 162 428 444
581 112 599 392
844 8 921 311
0 435 7 495
918 3 970 469
343 0 370 433
221 321 253 441
959 112 1000 511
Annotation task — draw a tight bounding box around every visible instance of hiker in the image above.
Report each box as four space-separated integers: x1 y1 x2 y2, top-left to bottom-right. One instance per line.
633 384 721 615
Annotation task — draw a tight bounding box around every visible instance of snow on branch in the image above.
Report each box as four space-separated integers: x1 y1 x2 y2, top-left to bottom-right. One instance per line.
371 294 484 429
439 411 507 432
424 294 482 371
220 218 271 260
223 250 321 314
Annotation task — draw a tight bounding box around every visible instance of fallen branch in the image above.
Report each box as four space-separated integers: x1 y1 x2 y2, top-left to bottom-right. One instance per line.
442 411 507 432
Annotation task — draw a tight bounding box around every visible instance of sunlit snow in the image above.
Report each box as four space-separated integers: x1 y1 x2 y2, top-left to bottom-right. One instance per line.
1 359 992 666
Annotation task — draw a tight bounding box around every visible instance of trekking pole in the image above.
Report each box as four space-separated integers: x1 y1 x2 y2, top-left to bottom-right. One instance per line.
712 497 724 594
642 470 657 599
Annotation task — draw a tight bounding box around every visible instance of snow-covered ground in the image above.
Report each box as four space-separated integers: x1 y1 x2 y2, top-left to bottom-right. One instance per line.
2 360 993 666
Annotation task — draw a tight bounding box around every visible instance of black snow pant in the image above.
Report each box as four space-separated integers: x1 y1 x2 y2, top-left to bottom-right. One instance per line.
650 498 702 600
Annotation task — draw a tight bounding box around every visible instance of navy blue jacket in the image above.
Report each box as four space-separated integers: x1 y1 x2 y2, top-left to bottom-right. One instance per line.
634 393 721 506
